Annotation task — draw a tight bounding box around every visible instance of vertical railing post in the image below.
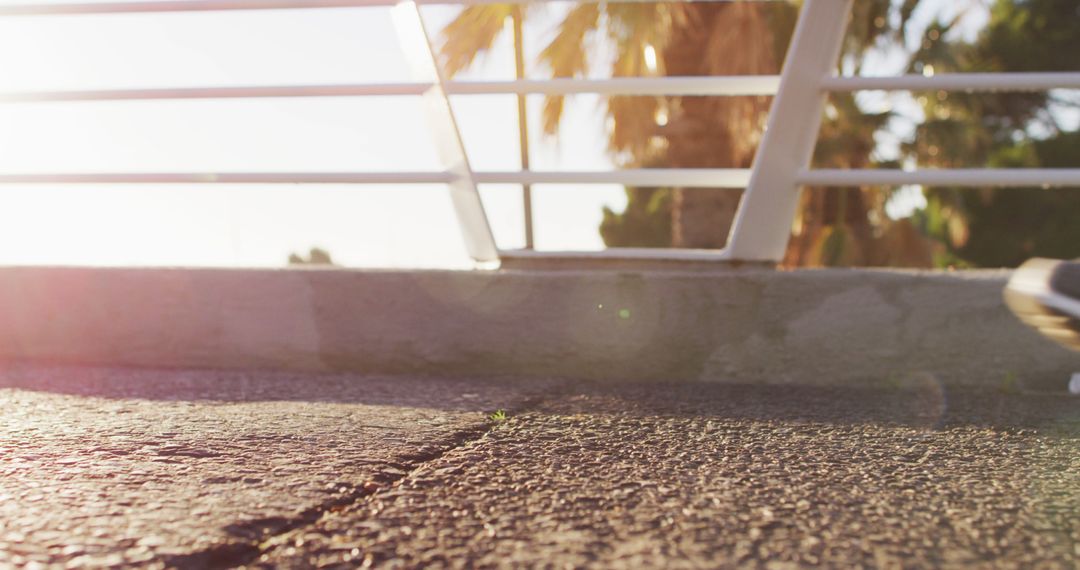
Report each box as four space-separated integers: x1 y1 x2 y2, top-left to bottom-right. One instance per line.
722 0 854 263
392 1 500 264
511 7 535 250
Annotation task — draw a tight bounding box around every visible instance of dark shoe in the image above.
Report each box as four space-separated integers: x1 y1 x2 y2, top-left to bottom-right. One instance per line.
1004 258 1080 350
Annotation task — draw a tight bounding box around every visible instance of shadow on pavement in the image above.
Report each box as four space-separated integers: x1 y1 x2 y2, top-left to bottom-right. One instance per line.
0 363 537 413
3 362 1077 433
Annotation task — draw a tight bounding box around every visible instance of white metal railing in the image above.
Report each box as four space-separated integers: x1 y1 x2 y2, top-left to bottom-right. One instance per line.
0 0 749 13
0 77 781 102
798 169 1080 188
723 0 1080 262
1 0 1079 265
0 169 752 187
821 72 1080 92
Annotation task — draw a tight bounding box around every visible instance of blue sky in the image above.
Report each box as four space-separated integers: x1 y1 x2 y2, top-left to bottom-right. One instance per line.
0 1 995 268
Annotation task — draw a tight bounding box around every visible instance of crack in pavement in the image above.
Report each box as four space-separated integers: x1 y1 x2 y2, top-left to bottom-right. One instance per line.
248 384 1080 569
164 395 550 570
1 367 561 568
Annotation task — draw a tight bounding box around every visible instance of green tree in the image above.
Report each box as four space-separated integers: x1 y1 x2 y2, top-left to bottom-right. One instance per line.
909 0 1080 267
600 186 672 247
288 247 336 266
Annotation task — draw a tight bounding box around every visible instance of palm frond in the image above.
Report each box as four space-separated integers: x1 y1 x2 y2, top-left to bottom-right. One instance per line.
439 5 515 77
537 4 600 134
601 4 673 155
540 95 566 140
700 4 778 163
603 4 675 73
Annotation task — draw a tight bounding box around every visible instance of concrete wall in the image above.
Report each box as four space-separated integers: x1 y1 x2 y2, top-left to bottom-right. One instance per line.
1 266 1077 387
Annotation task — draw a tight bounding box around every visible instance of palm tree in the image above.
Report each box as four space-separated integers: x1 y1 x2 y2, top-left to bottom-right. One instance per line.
659 4 780 249
438 1 932 266
441 3 775 250
440 3 686 145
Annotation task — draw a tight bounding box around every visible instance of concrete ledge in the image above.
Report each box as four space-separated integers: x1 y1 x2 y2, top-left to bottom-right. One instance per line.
1 266 1077 387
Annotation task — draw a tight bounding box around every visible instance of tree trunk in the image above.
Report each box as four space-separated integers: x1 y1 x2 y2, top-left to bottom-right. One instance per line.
661 4 778 249
671 189 741 249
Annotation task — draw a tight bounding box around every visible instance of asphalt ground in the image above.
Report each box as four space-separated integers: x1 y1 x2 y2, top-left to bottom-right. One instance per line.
0 366 546 568
2 366 1079 569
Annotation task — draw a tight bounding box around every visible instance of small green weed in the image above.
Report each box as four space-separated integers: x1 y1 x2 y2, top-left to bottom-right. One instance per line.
999 371 1021 394
488 409 508 423
881 372 904 392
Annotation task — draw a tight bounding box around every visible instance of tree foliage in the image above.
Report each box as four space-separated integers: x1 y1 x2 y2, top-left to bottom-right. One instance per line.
910 0 1080 267
438 1 1077 267
600 187 672 248
288 247 336 266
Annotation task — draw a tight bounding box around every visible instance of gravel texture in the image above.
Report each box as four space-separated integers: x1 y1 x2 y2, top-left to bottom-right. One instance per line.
2 366 1079 569
258 380 1080 569
0 365 542 568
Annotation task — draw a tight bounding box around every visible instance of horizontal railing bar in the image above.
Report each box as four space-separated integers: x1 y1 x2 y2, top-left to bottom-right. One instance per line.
0 169 751 187
0 84 430 102
4 170 1078 187
455 77 779 96
0 77 780 103
476 169 750 187
0 0 417 13
0 172 458 184
0 0 768 16
500 247 733 261
798 169 1080 187
822 72 1080 92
